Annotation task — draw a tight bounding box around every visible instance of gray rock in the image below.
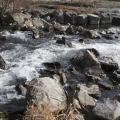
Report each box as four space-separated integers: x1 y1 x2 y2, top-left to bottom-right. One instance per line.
87 14 100 25
56 37 72 47
64 12 73 24
71 50 106 84
75 88 96 107
0 55 5 69
93 98 120 120
86 48 100 57
26 77 66 112
72 14 77 25
100 13 112 25
103 34 115 40
15 84 27 96
0 34 6 41
110 71 120 84
32 18 44 29
71 50 107 83
80 84 101 98
41 19 52 32
76 14 87 25
1 12 15 26
53 22 67 34
112 15 120 26
82 29 101 39
99 57 119 72
43 62 61 70
51 9 64 24
56 37 66 45
12 12 31 25
98 80 114 90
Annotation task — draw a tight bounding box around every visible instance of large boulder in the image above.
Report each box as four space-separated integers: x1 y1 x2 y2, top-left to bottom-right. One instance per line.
0 12 15 26
80 84 101 98
76 14 87 26
76 88 97 107
71 50 102 74
86 48 100 57
73 89 96 108
71 50 105 82
87 14 100 25
64 12 73 24
98 79 114 90
26 77 67 112
93 98 120 120
64 12 77 25
19 18 44 32
51 9 64 24
66 24 76 35
71 14 77 25
99 57 119 72
56 9 64 24
12 12 31 25
110 71 120 84
112 15 120 26
100 13 112 25
0 55 5 69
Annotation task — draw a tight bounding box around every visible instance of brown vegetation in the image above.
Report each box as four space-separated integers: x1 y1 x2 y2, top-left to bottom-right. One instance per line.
23 104 84 120
0 0 32 13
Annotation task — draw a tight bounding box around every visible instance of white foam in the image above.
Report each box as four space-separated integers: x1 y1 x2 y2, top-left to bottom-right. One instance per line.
6 31 27 40
1 32 120 86
72 41 120 66
0 85 24 104
1 34 120 85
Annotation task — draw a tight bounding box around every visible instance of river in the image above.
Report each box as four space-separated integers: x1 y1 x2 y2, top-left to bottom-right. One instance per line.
0 27 120 112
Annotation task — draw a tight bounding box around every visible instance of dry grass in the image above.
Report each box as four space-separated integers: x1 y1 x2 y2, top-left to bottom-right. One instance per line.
23 104 84 120
23 104 55 120
0 0 32 13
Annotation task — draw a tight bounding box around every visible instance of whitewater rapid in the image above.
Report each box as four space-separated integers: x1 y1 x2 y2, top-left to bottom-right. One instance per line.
0 28 120 112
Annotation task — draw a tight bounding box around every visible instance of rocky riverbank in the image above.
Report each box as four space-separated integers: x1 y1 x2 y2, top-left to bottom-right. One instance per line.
0 6 120 120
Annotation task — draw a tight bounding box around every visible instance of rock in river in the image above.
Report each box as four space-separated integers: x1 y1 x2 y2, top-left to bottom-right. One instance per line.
87 14 100 25
56 37 72 47
112 15 120 26
93 98 120 120
0 55 5 69
100 13 112 25
76 14 87 26
12 12 31 25
53 22 67 34
26 77 67 112
71 50 103 76
99 57 119 72
81 29 101 39
77 88 96 107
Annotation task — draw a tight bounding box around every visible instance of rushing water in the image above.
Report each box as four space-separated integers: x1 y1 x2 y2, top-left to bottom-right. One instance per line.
0 27 120 112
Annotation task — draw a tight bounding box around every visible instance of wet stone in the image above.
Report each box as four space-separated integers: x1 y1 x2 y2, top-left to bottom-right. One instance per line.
0 55 5 69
